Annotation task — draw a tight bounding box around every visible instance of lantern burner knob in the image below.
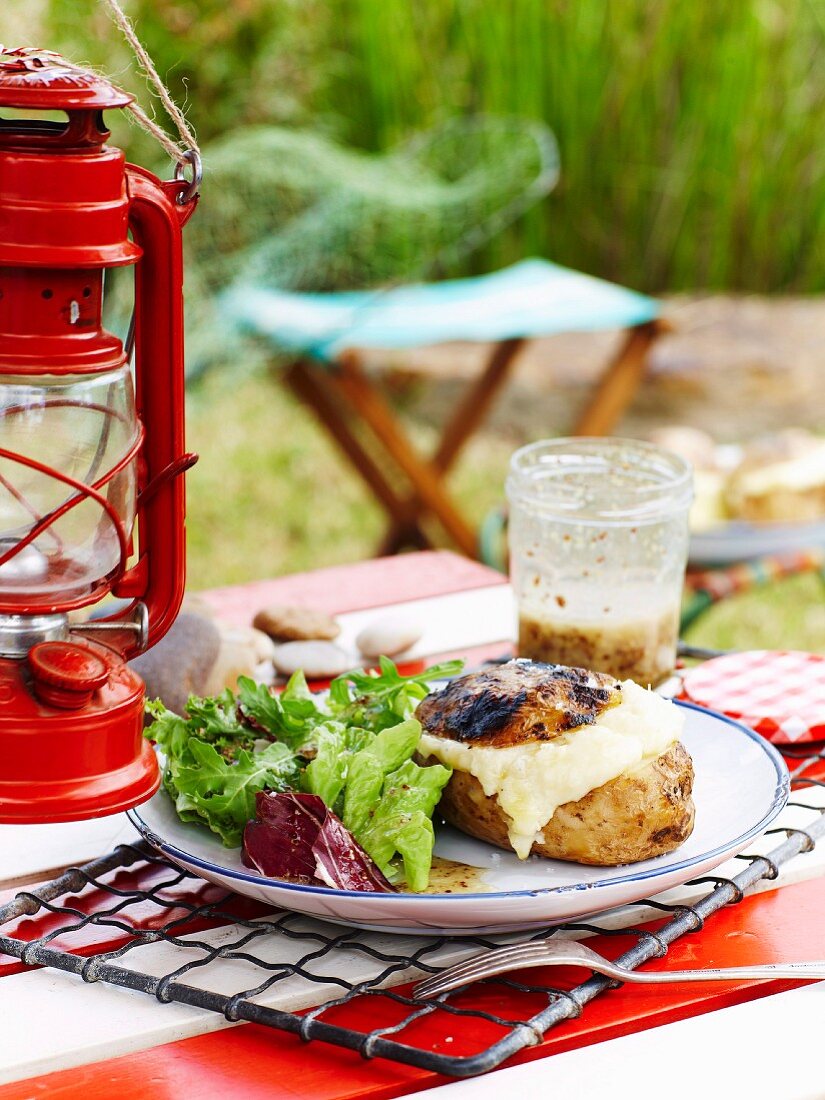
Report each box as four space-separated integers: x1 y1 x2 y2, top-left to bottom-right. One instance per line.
28 640 109 709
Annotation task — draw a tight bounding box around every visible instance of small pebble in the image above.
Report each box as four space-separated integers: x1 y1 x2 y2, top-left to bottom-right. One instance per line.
271 640 352 680
131 617 279 713
356 615 422 660
202 627 277 696
253 604 340 642
130 612 221 715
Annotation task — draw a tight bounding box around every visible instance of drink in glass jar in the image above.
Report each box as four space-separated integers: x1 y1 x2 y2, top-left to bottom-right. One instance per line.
507 438 693 686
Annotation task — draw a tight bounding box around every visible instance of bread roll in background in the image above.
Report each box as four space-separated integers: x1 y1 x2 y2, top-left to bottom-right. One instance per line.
725 429 825 523
645 424 825 527
646 425 718 470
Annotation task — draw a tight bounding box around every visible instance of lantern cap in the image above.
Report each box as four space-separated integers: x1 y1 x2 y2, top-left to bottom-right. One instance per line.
28 640 110 709
0 47 133 110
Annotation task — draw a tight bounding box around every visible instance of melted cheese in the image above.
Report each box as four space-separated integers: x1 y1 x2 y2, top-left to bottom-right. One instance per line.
418 680 684 859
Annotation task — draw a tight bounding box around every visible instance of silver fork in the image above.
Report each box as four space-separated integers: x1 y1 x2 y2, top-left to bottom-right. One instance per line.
413 939 825 999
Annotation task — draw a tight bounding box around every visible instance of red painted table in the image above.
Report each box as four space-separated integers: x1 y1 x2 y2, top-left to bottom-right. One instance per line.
1 551 824 1100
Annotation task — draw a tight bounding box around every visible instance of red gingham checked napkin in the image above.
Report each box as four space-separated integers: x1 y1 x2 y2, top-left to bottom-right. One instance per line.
679 650 825 744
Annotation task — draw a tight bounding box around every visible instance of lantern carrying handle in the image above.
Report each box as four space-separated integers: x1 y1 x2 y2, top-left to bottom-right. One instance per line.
118 165 190 653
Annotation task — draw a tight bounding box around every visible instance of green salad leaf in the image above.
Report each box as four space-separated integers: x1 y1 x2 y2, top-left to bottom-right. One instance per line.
172 739 300 847
302 722 371 811
354 756 451 890
342 718 422 834
237 671 325 750
184 689 244 739
145 698 194 760
328 657 463 730
144 657 461 887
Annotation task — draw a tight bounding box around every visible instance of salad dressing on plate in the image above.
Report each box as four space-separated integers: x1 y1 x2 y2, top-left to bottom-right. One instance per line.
413 856 492 895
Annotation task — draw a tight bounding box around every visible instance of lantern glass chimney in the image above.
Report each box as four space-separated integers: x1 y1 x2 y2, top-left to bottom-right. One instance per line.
0 363 139 608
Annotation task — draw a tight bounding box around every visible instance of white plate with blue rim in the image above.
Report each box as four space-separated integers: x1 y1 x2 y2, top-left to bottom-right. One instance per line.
129 701 789 935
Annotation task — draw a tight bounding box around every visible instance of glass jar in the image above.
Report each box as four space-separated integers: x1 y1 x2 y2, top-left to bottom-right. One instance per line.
506 437 693 686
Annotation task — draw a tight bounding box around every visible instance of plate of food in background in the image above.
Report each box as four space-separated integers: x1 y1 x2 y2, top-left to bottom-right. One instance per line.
130 658 789 934
649 426 825 566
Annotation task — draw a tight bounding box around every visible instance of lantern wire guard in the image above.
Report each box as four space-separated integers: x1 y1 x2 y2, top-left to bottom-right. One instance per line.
0 423 142 612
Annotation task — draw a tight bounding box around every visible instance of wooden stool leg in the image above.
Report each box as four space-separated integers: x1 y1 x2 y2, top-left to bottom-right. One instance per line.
433 338 524 470
284 360 413 528
331 351 479 558
382 338 525 554
572 317 671 437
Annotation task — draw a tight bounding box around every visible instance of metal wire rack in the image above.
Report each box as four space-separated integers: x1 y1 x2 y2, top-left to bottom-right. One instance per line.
2 744 824 1079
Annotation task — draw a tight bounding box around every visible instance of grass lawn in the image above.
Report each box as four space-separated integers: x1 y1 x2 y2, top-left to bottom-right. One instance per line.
185 372 825 655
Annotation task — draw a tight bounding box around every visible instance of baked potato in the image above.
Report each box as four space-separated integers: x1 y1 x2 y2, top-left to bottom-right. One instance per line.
424 742 694 865
416 660 695 866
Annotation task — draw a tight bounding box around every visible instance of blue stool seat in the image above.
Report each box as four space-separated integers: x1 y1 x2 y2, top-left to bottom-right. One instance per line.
223 257 660 362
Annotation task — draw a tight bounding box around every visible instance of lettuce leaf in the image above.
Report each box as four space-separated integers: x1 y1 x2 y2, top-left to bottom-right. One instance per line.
329 657 463 729
184 689 244 739
354 757 451 890
237 672 326 750
145 700 194 761
341 718 422 835
146 693 302 847
381 813 435 894
170 738 300 847
302 722 370 811
147 693 247 760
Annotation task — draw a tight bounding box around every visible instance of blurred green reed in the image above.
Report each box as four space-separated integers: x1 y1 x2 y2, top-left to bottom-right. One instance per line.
42 0 825 292
321 0 825 292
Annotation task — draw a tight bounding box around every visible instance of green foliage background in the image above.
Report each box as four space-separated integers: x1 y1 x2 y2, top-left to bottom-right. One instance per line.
39 0 825 293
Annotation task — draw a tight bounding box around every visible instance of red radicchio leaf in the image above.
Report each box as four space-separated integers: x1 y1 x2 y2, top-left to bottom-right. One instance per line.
241 791 395 893
256 789 326 827
311 810 395 892
241 790 321 881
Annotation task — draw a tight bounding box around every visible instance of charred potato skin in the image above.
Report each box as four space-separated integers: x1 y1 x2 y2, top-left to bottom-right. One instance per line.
423 742 695 866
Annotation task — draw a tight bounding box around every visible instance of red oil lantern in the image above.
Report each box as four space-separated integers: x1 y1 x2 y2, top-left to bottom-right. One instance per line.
0 48 199 822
